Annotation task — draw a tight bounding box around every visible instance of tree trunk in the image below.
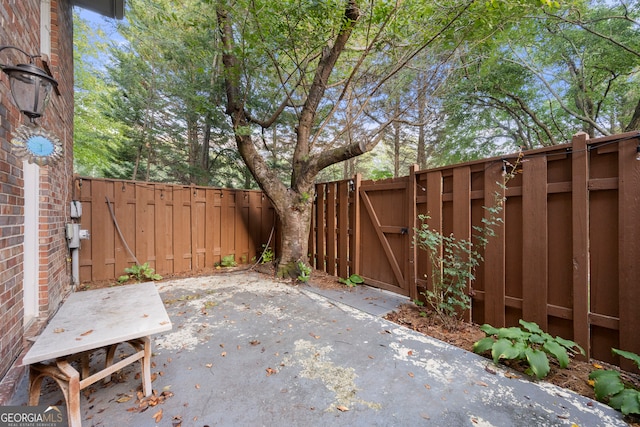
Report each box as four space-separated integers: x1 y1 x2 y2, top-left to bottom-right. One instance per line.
272 192 314 278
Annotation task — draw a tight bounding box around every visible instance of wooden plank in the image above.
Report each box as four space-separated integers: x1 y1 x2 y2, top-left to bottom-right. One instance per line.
452 166 471 321
337 181 349 278
522 156 548 329
190 186 199 269
483 163 506 326
571 132 590 359
407 166 418 300
316 185 326 272
424 171 443 299
154 185 168 274
350 175 361 275
618 137 640 371
326 183 337 276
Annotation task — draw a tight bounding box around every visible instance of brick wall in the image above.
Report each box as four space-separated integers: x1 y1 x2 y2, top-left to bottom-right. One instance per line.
0 0 74 387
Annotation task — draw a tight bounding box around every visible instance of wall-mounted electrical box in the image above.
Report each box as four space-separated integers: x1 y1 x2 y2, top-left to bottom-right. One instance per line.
70 201 82 219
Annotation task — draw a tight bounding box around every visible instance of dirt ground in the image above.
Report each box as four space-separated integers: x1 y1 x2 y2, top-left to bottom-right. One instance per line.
81 266 640 425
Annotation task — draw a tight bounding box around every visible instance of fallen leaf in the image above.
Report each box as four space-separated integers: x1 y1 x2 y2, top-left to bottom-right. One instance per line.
368 355 374 359
266 367 276 376
172 415 183 427
116 395 132 403
205 363 213 368
484 365 497 375
336 405 349 412
142 314 149 318
162 385 172 391
407 350 413 356
195 384 200 389
504 372 519 379
151 373 158 382
159 321 169 325
54 328 65 333
475 381 488 387
592 363 603 369
408 372 414 378
221 352 227 357
587 379 595 387
424 384 431 390
250 340 260 346
152 409 163 423
309 333 320 339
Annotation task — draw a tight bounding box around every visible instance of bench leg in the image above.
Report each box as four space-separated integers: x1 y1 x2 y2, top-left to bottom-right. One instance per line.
28 361 82 427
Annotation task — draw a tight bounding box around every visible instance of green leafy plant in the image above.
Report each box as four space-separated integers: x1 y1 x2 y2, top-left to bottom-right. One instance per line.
257 244 274 264
338 274 364 287
296 261 311 282
473 319 585 379
415 217 482 323
118 262 162 283
589 349 640 415
219 254 237 268
414 155 521 326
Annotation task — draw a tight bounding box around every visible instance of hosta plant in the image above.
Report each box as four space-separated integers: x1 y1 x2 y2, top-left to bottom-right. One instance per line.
473 319 585 379
589 349 640 416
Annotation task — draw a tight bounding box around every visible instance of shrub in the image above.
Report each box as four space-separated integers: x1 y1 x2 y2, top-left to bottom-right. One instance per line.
589 349 640 416
473 319 585 379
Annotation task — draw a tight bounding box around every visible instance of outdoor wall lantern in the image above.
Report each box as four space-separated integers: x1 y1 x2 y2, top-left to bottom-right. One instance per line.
0 45 58 122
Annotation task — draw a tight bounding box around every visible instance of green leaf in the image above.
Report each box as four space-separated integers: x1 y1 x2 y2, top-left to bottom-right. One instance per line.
590 370 624 401
528 334 545 344
480 324 500 336
524 347 550 379
473 337 495 354
348 274 365 284
497 327 527 340
608 389 640 415
491 338 521 363
612 348 640 369
554 336 585 355
543 340 569 368
519 319 543 335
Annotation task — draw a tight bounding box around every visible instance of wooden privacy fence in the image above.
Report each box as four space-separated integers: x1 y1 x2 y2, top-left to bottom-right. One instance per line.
310 132 640 369
73 178 276 282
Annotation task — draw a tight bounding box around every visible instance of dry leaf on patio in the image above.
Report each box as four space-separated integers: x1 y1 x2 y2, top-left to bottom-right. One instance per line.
54 328 65 333
408 372 414 378
250 340 260 346
152 409 163 422
266 368 276 376
80 329 94 336
309 333 320 339
195 384 200 389
116 395 132 403
336 405 349 412
205 363 213 368
504 372 519 379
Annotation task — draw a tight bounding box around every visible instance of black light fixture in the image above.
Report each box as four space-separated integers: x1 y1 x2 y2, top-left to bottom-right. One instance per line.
0 45 58 122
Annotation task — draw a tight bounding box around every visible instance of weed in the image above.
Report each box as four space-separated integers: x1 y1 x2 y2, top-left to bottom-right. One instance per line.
118 262 162 283
296 260 311 282
219 254 237 268
338 274 364 287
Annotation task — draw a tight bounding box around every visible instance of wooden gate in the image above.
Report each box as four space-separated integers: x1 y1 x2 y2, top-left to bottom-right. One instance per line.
357 174 416 297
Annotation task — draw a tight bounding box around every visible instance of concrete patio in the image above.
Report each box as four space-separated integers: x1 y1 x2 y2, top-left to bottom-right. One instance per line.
9 272 628 426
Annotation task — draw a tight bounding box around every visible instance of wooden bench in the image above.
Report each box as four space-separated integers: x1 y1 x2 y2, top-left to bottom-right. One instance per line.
22 282 172 426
